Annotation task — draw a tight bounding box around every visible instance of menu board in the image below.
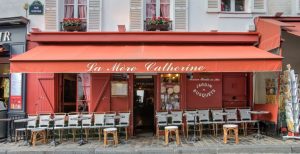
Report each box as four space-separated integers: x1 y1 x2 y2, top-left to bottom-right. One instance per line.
111 81 128 96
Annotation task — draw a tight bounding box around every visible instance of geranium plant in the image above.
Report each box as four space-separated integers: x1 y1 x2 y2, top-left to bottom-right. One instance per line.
156 17 170 25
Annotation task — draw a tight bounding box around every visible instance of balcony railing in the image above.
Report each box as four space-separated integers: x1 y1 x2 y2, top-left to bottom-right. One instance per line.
144 21 173 31
60 21 87 32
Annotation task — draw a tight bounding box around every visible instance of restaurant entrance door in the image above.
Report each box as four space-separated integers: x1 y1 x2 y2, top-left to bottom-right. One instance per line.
133 75 155 136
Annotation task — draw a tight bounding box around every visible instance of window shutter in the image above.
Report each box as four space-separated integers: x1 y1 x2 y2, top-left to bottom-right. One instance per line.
45 0 58 31
252 0 266 13
206 0 220 12
297 0 300 14
88 0 102 31
130 0 143 31
174 0 188 32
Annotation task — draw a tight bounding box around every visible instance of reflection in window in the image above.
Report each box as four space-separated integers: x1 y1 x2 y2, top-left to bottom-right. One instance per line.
221 0 245 12
146 0 170 20
160 74 180 111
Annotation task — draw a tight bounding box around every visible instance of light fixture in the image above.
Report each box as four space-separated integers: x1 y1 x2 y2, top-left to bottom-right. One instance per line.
168 74 171 77
176 74 179 77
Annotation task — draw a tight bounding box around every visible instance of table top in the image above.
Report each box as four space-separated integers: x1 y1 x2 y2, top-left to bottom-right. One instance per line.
0 118 12 122
14 118 36 123
42 117 64 122
248 111 270 114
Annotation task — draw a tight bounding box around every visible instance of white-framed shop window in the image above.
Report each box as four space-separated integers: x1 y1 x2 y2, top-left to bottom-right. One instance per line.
64 0 87 21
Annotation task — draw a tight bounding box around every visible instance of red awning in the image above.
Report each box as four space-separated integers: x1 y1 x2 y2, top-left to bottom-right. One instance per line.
10 45 282 73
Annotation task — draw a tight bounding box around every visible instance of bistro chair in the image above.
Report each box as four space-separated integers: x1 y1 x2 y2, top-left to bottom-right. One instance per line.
93 112 106 141
238 108 258 136
67 112 80 142
81 112 93 141
53 113 66 142
38 113 51 136
211 109 225 136
184 110 198 137
197 109 213 138
104 112 116 127
155 111 168 139
170 111 184 137
15 114 38 142
224 108 241 124
116 112 130 140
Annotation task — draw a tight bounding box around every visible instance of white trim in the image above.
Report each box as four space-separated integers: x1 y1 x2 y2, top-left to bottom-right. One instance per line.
56 0 59 31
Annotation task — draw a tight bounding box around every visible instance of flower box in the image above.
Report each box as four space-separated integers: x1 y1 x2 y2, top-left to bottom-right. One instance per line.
146 24 157 31
157 24 169 31
63 26 81 32
62 18 82 32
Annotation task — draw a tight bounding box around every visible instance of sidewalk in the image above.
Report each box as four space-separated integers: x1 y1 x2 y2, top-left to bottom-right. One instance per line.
0 135 300 154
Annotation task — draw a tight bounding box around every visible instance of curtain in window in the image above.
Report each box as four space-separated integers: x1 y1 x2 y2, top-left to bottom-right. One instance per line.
146 0 156 18
64 0 74 18
78 0 87 19
78 74 90 111
160 0 170 18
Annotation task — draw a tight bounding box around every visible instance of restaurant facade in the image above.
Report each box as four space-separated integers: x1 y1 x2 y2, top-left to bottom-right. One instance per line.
10 31 282 135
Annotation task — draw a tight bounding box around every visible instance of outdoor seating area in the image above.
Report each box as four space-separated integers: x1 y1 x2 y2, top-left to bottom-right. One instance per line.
12 112 130 147
155 108 260 145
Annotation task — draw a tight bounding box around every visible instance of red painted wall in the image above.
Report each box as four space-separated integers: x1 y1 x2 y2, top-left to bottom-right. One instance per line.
186 73 222 109
26 73 57 114
222 73 248 108
90 74 111 112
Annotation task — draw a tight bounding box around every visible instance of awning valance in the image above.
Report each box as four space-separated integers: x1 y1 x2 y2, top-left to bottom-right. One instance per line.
10 45 282 73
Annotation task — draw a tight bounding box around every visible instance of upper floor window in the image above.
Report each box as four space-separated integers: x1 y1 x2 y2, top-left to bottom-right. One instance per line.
146 0 170 20
64 0 87 21
221 0 245 12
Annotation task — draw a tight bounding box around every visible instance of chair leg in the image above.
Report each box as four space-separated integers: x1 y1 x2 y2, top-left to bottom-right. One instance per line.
72 129 76 142
98 128 102 141
125 127 128 141
175 129 180 145
223 128 227 144
186 125 189 137
85 128 89 141
104 132 107 146
114 131 118 145
165 129 168 145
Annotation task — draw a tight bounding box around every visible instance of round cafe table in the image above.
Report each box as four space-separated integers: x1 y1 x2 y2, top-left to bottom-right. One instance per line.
248 111 269 139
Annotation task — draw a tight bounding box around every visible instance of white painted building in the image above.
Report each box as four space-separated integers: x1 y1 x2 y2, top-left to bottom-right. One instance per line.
0 0 299 32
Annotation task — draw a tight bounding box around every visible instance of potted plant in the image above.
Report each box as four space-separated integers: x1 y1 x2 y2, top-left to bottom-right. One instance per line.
145 17 158 31
156 17 170 31
62 18 82 31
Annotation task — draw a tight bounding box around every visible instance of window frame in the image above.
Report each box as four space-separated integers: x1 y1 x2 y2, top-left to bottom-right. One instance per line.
221 0 250 13
144 0 174 21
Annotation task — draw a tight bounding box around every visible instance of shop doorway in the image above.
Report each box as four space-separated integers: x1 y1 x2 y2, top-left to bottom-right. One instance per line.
61 74 77 113
134 75 155 136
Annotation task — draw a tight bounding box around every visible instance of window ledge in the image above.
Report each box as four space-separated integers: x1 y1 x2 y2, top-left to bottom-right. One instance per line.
218 12 253 18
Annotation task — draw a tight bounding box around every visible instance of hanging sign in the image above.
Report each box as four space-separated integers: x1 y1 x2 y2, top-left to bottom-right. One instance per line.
29 0 44 15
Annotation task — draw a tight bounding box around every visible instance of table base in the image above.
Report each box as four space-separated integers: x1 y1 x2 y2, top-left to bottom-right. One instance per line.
49 140 60 146
78 139 87 146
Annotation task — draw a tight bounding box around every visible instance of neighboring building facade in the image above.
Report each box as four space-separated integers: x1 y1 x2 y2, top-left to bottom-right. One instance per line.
0 0 297 32
0 17 28 119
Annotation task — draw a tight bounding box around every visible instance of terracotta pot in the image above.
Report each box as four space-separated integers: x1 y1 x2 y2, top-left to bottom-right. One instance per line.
146 24 157 31
63 26 81 32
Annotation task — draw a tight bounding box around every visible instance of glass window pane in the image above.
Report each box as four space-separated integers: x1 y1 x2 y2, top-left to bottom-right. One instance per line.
161 74 180 111
78 0 86 4
235 0 245 11
64 0 74 18
221 0 231 11
0 64 9 74
64 0 74 4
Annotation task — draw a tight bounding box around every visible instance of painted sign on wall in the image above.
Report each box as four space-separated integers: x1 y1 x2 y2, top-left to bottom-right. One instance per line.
187 73 222 109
